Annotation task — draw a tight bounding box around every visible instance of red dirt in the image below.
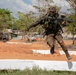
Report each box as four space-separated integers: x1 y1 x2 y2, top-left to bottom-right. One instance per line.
0 39 76 61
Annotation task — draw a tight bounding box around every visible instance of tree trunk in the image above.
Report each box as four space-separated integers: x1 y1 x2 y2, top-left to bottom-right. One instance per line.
72 35 75 45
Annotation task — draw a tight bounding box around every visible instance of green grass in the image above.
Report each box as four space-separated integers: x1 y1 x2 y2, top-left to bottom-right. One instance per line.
0 67 76 75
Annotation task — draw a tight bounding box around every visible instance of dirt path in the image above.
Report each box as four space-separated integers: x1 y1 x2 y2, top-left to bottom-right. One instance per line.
0 39 76 61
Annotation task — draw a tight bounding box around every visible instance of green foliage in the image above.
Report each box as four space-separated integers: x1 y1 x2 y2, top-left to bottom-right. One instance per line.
0 68 76 75
65 13 76 45
14 12 43 34
66 13 76 35
0 8 14 30
14 12 35 32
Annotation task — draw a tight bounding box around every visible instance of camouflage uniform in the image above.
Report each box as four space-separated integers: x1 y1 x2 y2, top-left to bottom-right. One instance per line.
26 7 72 60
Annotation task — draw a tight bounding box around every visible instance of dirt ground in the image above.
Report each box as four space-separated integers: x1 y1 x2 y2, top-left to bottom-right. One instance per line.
0 39 76 61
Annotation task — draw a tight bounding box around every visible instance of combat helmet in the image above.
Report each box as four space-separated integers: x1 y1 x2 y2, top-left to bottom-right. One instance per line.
48 6 56 12
48 6 59 17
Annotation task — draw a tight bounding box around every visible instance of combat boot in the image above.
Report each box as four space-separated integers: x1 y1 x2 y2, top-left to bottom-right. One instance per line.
50 46 54 54
64 50 72 60
50 49 54 54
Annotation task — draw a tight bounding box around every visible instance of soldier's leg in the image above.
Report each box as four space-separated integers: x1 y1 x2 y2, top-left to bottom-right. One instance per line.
55 34 72 60
46 34 55 54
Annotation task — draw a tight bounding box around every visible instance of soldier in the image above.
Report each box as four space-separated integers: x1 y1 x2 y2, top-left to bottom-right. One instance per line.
26 7 72 60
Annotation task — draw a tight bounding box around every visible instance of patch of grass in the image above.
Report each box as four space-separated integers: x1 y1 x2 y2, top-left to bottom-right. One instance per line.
0 67 76 75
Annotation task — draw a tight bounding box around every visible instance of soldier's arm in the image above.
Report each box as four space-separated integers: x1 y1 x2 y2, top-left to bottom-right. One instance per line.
26 17 45 31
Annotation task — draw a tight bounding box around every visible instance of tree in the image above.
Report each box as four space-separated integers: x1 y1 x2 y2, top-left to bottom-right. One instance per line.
18 12 35 31
14 12 36 35
0 8 13 31
66 0 76 45
33 0 54 15
66 13 76 45
66 0 76 11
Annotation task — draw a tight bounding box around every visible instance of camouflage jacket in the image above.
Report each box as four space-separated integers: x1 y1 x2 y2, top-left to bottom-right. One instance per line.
27 14 62 35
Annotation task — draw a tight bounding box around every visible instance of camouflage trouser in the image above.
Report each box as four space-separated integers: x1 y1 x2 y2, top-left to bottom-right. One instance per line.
46 33 67 53
46 33 72 60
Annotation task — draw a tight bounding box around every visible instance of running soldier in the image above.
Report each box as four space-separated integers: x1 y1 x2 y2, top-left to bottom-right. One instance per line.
26 7 72 60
